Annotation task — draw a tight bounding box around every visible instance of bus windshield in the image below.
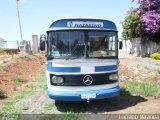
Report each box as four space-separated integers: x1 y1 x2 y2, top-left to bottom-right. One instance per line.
48 31 85 59
48 30 117 59
88 31 117 58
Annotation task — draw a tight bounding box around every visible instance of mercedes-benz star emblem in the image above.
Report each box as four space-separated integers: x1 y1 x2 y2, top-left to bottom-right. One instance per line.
83 75 93 85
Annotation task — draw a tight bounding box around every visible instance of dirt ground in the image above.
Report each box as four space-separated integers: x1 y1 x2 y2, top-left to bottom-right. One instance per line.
119 59 160 83
0 52 160 114
0 49 19 56
0 53 45 97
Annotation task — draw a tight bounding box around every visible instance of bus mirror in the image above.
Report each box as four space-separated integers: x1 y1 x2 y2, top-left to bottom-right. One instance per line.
119 41 123 49
40 35 46 51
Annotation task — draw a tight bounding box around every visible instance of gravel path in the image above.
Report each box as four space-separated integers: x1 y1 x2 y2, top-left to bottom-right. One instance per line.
119 51 160 72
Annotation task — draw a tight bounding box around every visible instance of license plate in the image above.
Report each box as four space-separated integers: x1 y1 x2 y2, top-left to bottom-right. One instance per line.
81 93 96 99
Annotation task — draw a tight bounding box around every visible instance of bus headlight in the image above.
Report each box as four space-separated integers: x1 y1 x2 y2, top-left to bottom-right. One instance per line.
51 76 64 84
109 74 118 80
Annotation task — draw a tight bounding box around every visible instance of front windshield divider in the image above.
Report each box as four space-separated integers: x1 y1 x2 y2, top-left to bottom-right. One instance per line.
84 31 89 59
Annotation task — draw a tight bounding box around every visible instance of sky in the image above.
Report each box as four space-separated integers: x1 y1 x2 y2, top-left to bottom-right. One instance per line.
0 0 138 45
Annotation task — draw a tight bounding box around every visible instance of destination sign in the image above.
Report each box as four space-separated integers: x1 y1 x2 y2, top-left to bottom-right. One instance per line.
67 21 103 28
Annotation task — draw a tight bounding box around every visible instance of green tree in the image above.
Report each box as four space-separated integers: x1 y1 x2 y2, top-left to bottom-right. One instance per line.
132 0 160 43
122 11 143 40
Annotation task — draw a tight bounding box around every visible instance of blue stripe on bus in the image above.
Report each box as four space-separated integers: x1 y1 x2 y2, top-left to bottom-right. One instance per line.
95 65 117 72
48 62 80 73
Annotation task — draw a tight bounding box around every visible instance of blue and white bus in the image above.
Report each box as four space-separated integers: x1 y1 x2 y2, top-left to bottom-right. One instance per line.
40 18 122 102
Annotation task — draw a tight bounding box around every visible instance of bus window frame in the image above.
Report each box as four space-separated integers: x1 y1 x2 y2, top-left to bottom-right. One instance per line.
46 29 118 60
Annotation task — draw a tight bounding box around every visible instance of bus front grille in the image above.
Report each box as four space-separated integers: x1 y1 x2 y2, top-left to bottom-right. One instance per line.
50 72 118 86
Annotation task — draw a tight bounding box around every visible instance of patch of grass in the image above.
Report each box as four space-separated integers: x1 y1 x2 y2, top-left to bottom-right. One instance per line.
15 70 46 100
15 85 37 99
120 87 131 96
122 80 160 98
0 70 46 119
0 55 11 61
36 70 47 90
0 85 37 119
11 76 27 85
1 90 35 119
45 102 55 110
0 100 23 120
17 70 46 97
0 89 7 99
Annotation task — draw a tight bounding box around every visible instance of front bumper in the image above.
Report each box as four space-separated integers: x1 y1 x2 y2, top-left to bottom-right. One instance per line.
47 86 120 101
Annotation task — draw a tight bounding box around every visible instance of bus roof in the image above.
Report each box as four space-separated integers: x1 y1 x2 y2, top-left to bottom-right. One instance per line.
48 18 117 31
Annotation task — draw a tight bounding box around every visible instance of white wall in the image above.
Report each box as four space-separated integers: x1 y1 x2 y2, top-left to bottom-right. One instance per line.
121 38 160 56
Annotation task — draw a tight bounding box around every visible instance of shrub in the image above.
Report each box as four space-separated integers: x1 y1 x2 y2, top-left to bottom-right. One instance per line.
11 76 27 84
0 89 6 99
151 53 160 60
